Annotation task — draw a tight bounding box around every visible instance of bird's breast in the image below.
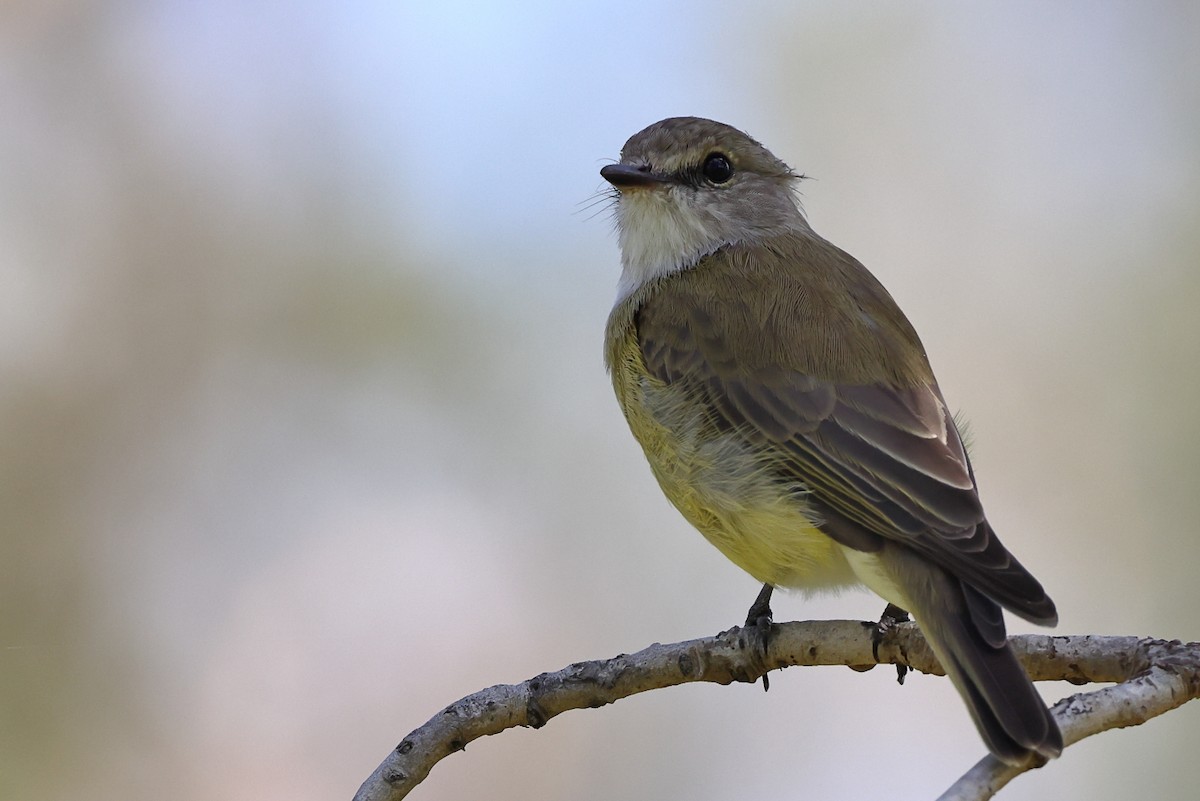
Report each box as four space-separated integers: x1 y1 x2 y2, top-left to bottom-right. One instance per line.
606 317 857 592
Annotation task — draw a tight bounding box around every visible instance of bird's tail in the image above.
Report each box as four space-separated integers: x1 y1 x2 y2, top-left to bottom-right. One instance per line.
883 544 1062 765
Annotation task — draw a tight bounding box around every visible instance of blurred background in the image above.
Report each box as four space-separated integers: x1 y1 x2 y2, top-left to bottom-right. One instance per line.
2 2 1198 800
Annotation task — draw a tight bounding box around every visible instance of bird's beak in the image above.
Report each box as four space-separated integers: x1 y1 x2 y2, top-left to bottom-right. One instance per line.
601 163 671 189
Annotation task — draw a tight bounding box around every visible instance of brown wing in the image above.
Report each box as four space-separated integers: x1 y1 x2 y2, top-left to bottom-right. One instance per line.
636 241 1056 624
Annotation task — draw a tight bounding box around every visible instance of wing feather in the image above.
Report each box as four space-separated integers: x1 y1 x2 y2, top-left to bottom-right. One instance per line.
632 244 1055 622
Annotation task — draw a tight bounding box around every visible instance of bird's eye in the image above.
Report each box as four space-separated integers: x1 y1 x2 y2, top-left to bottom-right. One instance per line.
702 153 734 184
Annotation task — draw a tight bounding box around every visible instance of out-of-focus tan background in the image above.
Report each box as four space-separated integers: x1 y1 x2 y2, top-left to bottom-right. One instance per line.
2 3 1197 800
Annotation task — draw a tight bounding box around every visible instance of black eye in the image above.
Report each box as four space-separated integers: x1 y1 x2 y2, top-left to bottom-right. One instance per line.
702 153 734 183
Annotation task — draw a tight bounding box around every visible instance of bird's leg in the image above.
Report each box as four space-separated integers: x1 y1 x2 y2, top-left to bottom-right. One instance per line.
744 583 774 691
870 602 911 684
745 582 775 628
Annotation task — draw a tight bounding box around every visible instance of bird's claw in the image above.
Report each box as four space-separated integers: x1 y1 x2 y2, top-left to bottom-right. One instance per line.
870 602 911 685
744 584 775 691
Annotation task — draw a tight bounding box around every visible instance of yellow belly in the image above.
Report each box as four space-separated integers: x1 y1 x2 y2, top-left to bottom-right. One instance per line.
607 321 857 591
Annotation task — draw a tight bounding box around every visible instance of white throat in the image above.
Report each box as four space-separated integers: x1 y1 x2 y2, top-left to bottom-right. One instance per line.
612 189 723 305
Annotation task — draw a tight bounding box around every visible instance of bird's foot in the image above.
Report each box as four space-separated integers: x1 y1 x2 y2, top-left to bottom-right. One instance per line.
743 584 774 691
869 603 911 685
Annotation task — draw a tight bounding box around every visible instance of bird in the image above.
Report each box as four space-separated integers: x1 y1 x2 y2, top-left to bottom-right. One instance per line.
600 116 1062 765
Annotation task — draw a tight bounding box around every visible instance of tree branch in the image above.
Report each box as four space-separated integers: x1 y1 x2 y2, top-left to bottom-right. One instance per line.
352 622 1200 801
938 637 1200 800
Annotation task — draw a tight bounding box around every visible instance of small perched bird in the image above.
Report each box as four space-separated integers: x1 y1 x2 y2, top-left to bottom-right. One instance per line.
600 116 1061 765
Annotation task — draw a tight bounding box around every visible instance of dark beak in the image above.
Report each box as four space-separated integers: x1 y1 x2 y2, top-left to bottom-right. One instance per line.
601 163 671 188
